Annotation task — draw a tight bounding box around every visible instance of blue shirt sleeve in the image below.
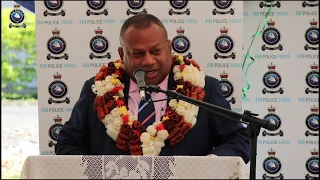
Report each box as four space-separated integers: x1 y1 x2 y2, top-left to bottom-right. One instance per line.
14 1 35 13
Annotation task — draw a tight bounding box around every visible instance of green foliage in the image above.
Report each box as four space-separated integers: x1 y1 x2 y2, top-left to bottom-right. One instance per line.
1 8 37 98
2 174 21 179
1 92 37 100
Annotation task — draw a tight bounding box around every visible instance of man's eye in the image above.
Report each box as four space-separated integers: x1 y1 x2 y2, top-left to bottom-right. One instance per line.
153 49 161 53
132 52 142 56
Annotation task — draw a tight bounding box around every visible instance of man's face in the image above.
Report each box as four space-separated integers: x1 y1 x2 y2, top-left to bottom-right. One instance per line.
118 23 172 85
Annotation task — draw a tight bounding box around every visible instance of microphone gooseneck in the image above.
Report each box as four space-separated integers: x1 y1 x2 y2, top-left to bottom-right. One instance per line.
133 68 147 101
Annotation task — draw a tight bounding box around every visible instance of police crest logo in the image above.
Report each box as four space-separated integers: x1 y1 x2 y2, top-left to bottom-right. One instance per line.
89 27 111 60
48 115 64 147
47 28 68 60
126 0 147 16
262 63 284 94
262 149 284 180
43 0 66 17
168 0 191 16
305 149 319 180
304 19 319 51
86 0 108 16
262 105 284 137
172 27 192 59
48 72 70 104
212 0 234 15
219 71 236 104
305 62 319 94
305 105 319 136
262 19 283 51
302 0 319 8
259 0 281 8
9 4 26 28
305 105 319 137
214 26 235 59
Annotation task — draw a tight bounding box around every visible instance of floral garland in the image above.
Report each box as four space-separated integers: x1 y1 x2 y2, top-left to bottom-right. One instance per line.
91 54 206 156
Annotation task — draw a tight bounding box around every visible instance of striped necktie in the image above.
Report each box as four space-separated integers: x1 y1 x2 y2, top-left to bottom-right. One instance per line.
138 88 156 127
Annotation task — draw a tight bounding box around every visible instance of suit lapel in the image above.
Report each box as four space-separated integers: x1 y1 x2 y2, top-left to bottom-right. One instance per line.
123 74 130 105
168 68 174 90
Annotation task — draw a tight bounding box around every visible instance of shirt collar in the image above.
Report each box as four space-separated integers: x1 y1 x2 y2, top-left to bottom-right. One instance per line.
129 75 169 94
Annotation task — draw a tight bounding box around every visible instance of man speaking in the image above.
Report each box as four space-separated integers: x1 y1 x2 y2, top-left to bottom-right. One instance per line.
55 13 250 164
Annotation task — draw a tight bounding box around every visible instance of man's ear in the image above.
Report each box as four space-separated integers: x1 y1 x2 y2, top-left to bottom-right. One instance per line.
167 39 172 52
118 47 124 59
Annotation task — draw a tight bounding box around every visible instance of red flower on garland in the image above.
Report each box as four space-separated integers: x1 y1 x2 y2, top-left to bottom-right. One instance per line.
121 114 129 124
117 100 125 107
115 70 121 76
156 124 165 131
112 86 123 94
179 64 186 70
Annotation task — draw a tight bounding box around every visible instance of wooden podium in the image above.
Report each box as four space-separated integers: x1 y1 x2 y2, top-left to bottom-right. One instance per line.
21 155 248 179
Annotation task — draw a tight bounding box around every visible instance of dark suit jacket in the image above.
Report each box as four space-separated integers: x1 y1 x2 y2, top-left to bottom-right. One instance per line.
55 70 250 164
13 1 35 13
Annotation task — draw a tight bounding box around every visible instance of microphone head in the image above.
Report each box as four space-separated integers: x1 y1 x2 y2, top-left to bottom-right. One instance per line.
133 68 146 79
266 121 278 131
133 68 147 89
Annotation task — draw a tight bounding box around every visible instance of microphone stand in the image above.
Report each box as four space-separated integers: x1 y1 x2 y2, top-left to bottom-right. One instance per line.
147 84 277 180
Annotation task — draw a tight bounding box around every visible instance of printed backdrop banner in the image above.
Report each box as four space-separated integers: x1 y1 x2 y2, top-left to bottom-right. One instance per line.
242 1 319 179
34 0 243 157
31 0 319 179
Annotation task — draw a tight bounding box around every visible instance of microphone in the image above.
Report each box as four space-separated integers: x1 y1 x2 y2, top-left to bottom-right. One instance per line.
133 68 147 101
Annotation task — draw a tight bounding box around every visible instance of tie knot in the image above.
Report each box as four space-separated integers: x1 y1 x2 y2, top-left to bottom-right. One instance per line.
146 87 153 94
144 88 152 101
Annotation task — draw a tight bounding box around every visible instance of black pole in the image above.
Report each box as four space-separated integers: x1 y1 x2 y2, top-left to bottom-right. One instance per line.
147 84 277 180
246 120 260 180
250 136 258 179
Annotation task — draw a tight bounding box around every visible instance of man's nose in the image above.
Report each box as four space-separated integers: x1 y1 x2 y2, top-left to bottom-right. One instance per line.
142 53 155 66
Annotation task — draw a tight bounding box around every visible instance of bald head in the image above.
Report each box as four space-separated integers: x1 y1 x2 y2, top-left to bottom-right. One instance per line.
119 13 168 46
